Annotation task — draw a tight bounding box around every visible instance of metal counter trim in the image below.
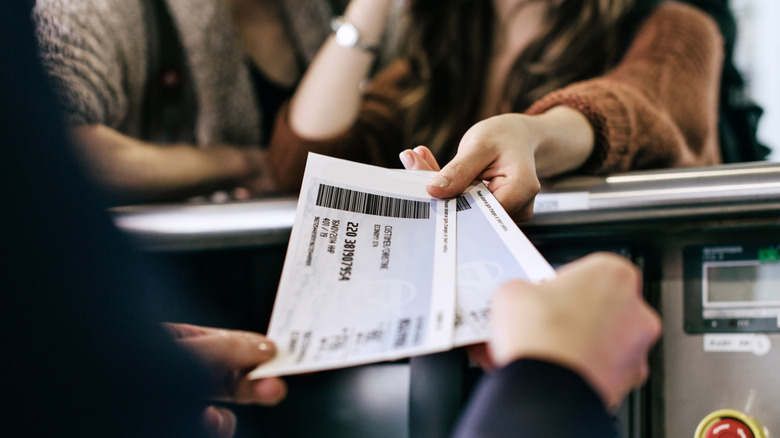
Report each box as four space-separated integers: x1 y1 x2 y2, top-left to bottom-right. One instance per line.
113 162 780 251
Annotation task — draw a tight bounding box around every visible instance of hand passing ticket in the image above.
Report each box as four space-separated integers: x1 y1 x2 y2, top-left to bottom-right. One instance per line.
249 154 553 379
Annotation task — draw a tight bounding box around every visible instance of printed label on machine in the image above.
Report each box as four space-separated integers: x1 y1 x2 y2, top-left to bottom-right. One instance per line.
533 192 590 213
703 334 772 356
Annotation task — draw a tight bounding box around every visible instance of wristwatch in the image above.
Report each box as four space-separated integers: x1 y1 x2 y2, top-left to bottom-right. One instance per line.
330 16 380 55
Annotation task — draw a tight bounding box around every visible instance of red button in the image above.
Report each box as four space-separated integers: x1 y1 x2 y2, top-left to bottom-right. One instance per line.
705 418 755 438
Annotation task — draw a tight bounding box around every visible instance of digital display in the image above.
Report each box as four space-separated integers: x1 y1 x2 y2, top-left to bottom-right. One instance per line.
685 244 780 334
705 262 780 305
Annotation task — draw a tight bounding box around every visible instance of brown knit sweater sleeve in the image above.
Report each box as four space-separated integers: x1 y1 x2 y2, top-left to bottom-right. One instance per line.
267 61 412 193
526 2 724 174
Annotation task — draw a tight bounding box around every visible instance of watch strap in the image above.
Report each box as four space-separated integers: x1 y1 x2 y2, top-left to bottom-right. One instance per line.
330 16 380 54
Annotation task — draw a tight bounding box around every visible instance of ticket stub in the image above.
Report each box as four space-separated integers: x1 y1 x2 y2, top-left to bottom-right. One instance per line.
453 183 555 346
249 154 456 378
396 170 556 346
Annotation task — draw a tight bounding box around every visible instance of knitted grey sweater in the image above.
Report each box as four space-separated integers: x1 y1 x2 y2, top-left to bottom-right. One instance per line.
32 0 343 147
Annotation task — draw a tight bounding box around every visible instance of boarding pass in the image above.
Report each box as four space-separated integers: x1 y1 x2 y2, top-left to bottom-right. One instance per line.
249 154 553 378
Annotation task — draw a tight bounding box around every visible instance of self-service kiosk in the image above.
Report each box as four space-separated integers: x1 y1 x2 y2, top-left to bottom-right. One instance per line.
116 161 780 437
526 161 780 437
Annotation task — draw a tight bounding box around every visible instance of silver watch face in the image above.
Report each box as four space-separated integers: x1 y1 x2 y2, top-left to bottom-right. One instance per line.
335 23 359 47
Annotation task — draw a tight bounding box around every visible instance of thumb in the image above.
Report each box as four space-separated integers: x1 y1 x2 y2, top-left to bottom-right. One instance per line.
426 148 493 199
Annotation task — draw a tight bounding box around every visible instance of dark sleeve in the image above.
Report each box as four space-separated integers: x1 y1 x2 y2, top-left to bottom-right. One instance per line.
451 359 617 438
1 3 210 437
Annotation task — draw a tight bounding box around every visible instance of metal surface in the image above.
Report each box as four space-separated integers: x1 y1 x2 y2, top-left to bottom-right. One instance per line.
654 229 780 437
112 196 297 251
528 160 780 226
113 162 780 251
112 162 780 436
534 222 780 437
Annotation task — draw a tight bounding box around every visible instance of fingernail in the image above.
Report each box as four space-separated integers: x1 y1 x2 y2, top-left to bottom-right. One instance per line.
428 174 450 189
203 405 227 436
258 340 275 353
212 408 225 431
399 150 414 168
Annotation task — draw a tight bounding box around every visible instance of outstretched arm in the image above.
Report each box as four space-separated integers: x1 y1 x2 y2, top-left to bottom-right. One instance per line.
400 106 593 221
71 125 275 202
287 0 394 140
402 3 721 222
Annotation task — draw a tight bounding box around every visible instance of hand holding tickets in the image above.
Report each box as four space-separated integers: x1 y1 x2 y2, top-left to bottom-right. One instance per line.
249 154 553 379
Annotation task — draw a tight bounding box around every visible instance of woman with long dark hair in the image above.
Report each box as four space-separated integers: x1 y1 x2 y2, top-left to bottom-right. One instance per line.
269 0 722 220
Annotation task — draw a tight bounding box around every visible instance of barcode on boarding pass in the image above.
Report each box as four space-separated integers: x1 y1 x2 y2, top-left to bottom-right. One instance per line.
316 184 430 219
455 195 471 212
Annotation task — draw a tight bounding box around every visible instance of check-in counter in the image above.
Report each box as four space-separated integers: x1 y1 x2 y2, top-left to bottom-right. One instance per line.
114 161 780 438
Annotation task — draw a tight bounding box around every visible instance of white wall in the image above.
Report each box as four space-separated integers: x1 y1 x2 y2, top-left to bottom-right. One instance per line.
731 0 780 160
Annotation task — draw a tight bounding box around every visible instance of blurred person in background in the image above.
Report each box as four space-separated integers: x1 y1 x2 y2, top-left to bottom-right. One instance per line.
32 0 400 203
269 0 722 221
9 2 661 436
